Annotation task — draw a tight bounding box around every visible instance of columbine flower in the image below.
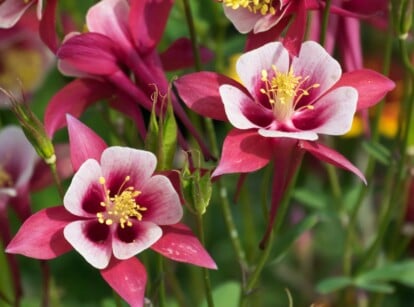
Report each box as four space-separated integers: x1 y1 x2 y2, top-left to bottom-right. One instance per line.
175 40 395 245
43 0 213 158
6 117 217 307
0 1 42 28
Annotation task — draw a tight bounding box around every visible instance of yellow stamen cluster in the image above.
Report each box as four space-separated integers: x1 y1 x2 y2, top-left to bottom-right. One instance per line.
223 0 276 15
97 176 147 229
260 66 320 122
0 165 13 188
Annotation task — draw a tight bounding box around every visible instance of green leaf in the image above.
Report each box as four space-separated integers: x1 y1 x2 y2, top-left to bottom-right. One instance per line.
269 215 319 264
292 188 327 210
200 281 241 307
361 140 391 165
356 260 414 288
159 98 178 170
316 276 354 294
353 280 394 294
145 102 159 155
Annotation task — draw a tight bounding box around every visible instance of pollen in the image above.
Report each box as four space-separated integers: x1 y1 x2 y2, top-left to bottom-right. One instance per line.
260 66 319 122
97 176 147 229
223 0 276 15
0 165 13 188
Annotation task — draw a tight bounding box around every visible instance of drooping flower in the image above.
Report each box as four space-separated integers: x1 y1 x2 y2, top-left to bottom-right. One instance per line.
44 0 214 158
174 40 395 245
0 1 42 28
6 117 217 307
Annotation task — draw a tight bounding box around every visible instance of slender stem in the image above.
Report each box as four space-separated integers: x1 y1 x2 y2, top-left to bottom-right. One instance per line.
165 266 189 307
40 261 50 307
49 162 64 201
157 256 166 307
181 0 202 71
342 18 394 277
195 214 215 307
320 0 333 46
239 162 302 307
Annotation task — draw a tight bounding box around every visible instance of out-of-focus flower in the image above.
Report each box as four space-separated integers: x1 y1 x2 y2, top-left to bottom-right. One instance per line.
0 10 54 107
44 0 214 158
175 40 395 245
6 117 216 307
0 0 42 28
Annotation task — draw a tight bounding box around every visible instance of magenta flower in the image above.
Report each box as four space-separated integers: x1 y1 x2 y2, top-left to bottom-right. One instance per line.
44 0 213 158
175 40 395 245
6 117 217 307
0 0 42 28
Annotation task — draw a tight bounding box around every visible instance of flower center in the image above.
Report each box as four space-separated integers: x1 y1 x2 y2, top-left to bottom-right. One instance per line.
0 165 13 188
223 0 276 15
260 66 320 122
96 176 147 229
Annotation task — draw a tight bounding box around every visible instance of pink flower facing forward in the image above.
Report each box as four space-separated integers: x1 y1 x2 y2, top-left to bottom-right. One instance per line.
7 145 216 307
63 147 183 269
175 40 395 246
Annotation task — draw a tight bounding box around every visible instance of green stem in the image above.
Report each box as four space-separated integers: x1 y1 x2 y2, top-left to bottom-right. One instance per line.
181 0 202 71
342 18 394 277
49 162 64 201
157 256 166 307
196 214 215 307
320 0 333 46
239 162 302 307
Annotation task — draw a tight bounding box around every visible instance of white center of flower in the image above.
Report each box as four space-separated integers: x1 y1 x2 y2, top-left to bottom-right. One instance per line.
96 176 147 229
223 0 276 15
260 66 320 122
0 165 13 188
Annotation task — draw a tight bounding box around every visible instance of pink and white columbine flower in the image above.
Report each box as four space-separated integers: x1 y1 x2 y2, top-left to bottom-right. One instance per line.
6 118 216 307
175 40 395 245
0 0 42 28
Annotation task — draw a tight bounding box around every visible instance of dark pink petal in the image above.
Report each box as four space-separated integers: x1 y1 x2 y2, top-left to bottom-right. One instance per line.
39 0 58 53
86 0 132 51
160 38 214 71
340 17 363 71
237 42 289 96
293 86 358 135
139 175 183 225
64 220 112 269
45 78 114 137
292 41 342 102
299 140 366 184
67 115 108 172
212 129 272 177
100 257 147 307
6 206 74 259
0 0 33 28
57 33 120 75
30 144 73 191
112 222 161 260
174 72 240 121
282 0 307 56
129 0 173 53
332 69 396 111
151 223 217 269
64 159 103 217
100 147 156 190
